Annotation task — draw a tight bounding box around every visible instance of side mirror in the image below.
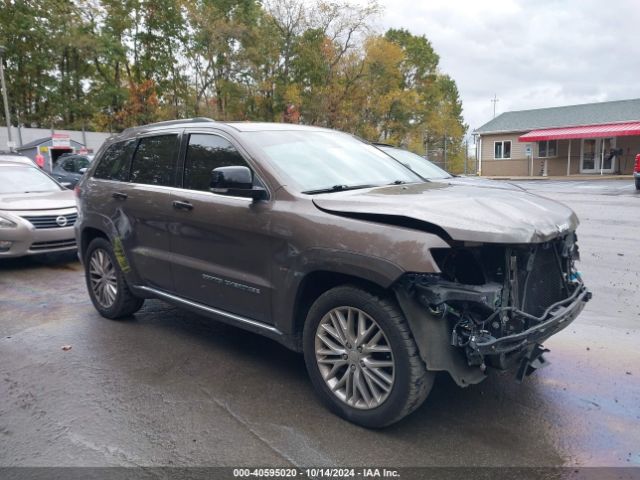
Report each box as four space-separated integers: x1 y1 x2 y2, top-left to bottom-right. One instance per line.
79 168 87 174
210 166 267 201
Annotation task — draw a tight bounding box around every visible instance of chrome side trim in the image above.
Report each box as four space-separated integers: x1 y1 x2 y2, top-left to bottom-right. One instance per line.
136 285 282 335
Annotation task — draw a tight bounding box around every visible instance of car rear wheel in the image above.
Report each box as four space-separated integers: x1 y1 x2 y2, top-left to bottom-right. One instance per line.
635 179 640 191
84 237 144 319
303 285 434 428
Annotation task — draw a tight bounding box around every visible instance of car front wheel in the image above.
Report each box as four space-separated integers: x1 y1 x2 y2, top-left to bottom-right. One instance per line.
84 237 144 319
303 285 434 428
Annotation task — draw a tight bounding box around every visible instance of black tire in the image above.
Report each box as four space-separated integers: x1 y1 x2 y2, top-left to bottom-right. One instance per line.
84 237 144 319
303 285 434 428
635 179 640 191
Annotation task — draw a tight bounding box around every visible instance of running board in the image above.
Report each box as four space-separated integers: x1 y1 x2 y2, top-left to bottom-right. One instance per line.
135 285 282 336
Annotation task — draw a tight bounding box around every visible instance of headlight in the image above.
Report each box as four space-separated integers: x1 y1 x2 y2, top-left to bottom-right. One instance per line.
0 216 17 228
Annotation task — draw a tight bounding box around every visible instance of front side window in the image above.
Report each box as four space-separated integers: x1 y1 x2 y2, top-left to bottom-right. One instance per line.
94 141 135 181
494 141 511 159
184 134 251 192
130 135 178 187
75 157 91 171
538 140 557 158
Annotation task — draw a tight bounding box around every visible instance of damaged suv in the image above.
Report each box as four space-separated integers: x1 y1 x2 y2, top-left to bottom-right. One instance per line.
75 119 590 427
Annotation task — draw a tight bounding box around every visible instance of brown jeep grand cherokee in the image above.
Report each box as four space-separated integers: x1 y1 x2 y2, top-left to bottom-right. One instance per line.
75 119 590 427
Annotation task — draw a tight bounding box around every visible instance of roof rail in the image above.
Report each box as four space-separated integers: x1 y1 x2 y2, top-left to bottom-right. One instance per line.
121 117 216 135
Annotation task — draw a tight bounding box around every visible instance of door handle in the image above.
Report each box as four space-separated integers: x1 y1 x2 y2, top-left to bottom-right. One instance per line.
172 200 194 211
112 192 128 200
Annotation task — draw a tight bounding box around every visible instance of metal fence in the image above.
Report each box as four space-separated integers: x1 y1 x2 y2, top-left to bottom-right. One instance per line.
426 140 478 175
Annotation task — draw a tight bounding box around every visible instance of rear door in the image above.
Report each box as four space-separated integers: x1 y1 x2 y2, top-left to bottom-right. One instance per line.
124 132 181 292
170 131 274 323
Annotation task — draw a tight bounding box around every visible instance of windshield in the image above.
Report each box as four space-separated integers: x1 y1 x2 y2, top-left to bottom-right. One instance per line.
378 146 451 180
246 130 422 193
0 166 62 194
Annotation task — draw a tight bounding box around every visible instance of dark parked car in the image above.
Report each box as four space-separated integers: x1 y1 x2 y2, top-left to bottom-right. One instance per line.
52 154 92 188
75 119 590 427
376 144 522 190
0 159 77 257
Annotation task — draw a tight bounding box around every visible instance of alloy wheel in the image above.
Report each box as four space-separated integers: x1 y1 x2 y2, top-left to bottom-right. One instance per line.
88 248 118 309
315 306 395 410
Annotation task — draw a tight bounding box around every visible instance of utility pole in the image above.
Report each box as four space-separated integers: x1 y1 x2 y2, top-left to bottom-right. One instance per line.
0 45 13 151
464 140 469 175
491 94 499 118
443 135 447 171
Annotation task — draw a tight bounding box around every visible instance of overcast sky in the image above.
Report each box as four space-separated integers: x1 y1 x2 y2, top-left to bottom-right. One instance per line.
374 0 640 134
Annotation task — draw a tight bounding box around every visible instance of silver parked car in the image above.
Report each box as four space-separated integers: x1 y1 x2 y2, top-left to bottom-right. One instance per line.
0 159 77 257
0 152 36 166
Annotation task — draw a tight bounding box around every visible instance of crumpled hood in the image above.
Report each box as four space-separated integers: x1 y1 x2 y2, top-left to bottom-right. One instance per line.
0 190 75 211
435 176 525 191
312 182 578 244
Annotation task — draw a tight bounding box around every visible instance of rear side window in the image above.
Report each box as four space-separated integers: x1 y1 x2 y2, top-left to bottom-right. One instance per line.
94 141 134 181
130 135 178 187
184 134 251 192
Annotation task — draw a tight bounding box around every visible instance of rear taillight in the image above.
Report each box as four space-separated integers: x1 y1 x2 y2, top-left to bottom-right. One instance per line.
74 185 81 198
635 154 640 173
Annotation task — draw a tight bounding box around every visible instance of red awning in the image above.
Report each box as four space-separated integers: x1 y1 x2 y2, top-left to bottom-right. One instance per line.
519 122 640 142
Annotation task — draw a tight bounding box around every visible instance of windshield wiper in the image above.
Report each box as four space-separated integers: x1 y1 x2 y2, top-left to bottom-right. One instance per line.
302 184 376 195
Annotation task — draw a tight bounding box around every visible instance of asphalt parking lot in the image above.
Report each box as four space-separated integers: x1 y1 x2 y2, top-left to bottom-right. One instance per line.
0 179 639 468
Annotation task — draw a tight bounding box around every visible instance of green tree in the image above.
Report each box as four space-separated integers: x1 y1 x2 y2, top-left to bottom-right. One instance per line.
0 0 467 160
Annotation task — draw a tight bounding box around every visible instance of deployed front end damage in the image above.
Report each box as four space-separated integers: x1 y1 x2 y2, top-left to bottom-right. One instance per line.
395 232 591 387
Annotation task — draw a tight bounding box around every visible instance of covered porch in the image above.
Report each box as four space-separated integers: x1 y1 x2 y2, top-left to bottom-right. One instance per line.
518 122 640 176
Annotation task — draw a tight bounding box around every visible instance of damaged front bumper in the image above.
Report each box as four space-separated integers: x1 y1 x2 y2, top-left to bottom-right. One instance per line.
395 272 591 387
464 284 590 357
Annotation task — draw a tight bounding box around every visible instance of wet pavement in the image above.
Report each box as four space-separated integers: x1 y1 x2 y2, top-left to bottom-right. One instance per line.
0 180 638 467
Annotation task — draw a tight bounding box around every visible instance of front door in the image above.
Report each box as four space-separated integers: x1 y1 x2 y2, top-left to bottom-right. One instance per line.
170 131 273 324
581 138 616 173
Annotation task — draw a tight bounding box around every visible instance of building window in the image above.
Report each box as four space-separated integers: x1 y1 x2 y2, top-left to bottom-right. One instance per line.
538 140 557 158
494 141 511 159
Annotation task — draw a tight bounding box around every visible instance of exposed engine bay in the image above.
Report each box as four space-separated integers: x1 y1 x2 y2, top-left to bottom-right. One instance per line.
400 233 591 382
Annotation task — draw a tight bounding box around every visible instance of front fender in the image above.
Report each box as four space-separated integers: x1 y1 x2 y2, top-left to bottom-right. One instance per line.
272 247 407 340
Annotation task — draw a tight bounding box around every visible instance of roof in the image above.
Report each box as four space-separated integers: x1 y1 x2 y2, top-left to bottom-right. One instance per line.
474 98 640 134
15 136 84 150
225 122 328 132
16 137 53 149
519 122 640 142
120 117 216 136
110 118 331 141
1 127 110 151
